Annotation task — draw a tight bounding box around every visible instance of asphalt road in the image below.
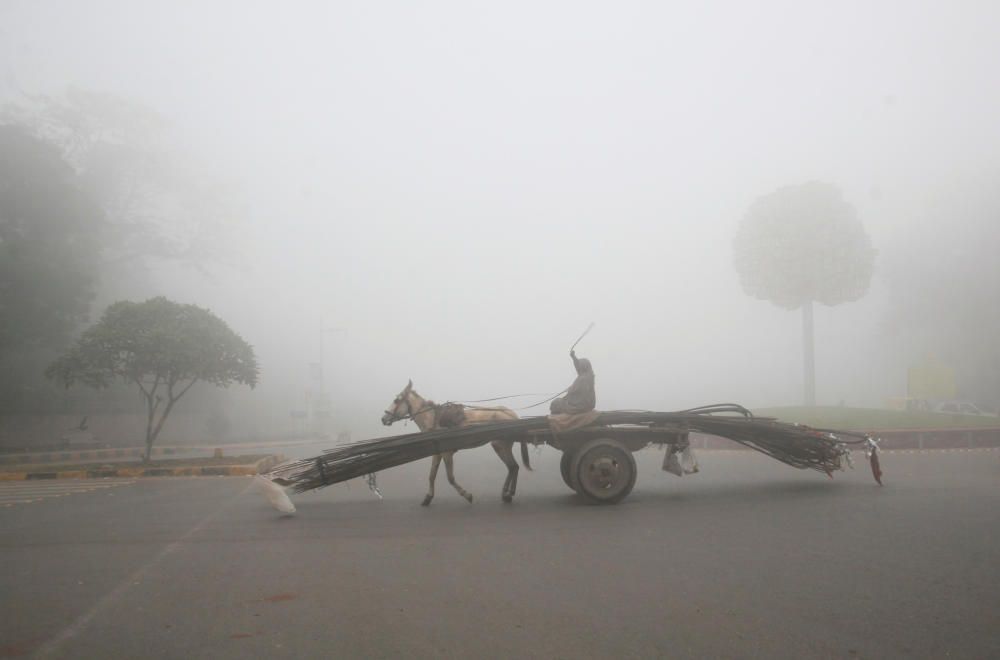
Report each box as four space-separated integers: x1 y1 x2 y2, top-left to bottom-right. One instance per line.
1 447 998 659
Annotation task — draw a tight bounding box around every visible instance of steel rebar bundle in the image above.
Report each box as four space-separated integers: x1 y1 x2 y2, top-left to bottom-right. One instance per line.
268 405 874 494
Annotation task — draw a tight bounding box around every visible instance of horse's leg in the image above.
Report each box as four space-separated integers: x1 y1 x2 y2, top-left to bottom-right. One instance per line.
443 452 474 503
504 440 522 499
422 453 442 506
491 440 519 503
491 441 513 500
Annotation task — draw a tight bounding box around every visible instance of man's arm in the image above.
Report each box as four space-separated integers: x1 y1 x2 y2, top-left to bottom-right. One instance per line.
571 350 582 374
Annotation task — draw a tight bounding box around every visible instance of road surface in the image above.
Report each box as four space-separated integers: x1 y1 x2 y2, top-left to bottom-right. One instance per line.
1 447 997 658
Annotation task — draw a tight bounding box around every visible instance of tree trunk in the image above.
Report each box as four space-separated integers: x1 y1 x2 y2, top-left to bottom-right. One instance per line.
143 379 196 462
143 396 156 463
802 300 816 406
148 398 177 454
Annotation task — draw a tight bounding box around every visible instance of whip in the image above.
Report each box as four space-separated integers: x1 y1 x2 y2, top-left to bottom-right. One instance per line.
570 322 595 352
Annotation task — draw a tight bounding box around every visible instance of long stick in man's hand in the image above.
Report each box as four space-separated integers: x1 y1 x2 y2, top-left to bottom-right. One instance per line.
570 322 595 352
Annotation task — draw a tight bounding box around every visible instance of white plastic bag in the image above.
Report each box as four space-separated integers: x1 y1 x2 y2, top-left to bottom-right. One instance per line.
254 475 296 515
662 448 684 476
680 445 700 474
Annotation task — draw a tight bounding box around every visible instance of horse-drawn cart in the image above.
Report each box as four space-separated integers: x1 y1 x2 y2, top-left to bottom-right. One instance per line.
263 401 882 512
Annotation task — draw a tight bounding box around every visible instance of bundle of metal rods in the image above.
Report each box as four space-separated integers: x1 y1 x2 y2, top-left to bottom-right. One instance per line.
268 404 873 494
271 417 548 493
566 408 870 474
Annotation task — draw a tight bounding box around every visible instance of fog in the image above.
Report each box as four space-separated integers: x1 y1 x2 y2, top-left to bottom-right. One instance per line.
3 1 999 440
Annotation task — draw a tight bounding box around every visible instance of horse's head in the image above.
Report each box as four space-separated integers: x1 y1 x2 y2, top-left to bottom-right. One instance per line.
381 379 414 426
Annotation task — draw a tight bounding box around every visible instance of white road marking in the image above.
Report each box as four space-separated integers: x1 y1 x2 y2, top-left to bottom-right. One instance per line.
880 447 999 454
697 447 999 454
0 480 134 506
0 482 130 492
34 480 253 657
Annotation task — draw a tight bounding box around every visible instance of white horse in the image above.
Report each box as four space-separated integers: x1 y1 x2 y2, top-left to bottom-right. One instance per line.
381 380 530 505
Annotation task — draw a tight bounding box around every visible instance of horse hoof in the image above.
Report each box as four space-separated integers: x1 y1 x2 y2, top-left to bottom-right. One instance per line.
464 494 474 503
421 496 432 506
502 494 513 503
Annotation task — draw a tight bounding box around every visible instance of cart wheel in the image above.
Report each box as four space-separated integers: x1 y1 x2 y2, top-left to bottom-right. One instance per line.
560 450 579 492
570 438 637 504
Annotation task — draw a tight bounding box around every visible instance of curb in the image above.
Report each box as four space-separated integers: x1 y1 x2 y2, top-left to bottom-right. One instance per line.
0 454 284 481
0 446 197 467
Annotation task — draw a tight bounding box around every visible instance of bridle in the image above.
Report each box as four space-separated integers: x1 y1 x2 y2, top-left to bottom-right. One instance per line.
384 390 438 424
384 391 415 424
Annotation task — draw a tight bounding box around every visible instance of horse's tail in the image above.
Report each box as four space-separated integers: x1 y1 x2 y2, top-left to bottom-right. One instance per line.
520 440 533 471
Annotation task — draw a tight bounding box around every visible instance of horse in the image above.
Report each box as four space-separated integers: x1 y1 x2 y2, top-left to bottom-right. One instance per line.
381 380 531 505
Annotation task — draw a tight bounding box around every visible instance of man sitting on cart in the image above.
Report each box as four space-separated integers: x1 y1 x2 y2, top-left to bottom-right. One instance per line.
550 350 596 415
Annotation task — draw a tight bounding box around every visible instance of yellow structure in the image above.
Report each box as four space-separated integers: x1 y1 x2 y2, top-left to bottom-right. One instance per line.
907 356 957 400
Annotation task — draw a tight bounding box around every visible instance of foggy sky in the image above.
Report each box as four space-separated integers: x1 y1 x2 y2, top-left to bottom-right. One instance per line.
3 1 999 438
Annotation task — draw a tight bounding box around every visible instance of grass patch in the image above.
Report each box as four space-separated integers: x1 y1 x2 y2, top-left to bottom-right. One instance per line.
753 406 1000 430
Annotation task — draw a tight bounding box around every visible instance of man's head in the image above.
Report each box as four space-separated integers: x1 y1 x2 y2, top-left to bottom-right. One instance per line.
576 358 593 374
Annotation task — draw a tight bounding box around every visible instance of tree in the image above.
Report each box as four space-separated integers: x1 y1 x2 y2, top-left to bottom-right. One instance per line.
2 90 240 294
0 125 103 409
733 181 875 405
46 297 259 460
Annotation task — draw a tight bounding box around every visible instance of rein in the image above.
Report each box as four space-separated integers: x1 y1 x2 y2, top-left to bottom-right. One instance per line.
458 391 567 411
503 389 568 411
387 389 569 423
460 392 556 403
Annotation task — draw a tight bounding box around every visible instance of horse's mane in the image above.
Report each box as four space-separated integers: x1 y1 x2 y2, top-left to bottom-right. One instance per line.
409 389 435 409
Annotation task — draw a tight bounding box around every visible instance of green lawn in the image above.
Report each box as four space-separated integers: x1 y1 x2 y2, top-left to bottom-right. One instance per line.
752 406 1000 431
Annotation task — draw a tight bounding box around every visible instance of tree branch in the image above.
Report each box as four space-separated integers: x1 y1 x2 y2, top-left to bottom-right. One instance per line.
135 376 151 399
149 379 197 448
172 378 198 403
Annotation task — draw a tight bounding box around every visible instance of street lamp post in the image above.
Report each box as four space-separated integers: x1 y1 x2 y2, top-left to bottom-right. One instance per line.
315 316 345 434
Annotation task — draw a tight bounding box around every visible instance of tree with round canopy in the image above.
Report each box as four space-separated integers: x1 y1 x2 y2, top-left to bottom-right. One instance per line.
733 181 875 405
46 297 259 460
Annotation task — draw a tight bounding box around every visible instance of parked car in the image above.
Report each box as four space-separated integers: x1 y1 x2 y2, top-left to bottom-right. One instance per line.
933 401 997 416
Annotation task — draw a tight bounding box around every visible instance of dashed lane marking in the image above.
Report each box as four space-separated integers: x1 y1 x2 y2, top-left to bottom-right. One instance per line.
0 479 135 507
34 480 253 657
